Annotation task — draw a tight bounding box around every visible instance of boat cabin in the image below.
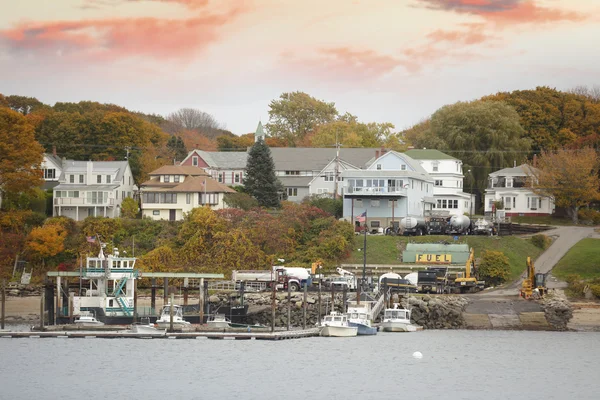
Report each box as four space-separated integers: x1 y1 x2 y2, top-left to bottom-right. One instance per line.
384 308 411 321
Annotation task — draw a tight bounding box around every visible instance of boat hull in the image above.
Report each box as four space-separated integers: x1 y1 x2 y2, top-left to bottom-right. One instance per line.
348 322 378 335
381 322 415 332
207 321 230 329
130 324 164 334
320 325 358 337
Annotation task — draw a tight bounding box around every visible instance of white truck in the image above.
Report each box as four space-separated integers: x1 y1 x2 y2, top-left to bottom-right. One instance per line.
231 265 312 292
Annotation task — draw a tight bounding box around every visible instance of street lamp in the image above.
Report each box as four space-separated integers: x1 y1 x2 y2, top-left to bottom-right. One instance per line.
468 169 474 216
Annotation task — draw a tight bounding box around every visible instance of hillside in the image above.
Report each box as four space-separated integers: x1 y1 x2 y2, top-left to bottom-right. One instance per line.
348 235 544 281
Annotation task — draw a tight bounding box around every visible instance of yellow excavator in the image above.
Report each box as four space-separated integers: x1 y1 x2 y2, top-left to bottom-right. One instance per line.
520 257 548 299
454 248 484 293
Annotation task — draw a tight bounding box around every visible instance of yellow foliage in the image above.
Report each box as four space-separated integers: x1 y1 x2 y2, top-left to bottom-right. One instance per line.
26 224 67 259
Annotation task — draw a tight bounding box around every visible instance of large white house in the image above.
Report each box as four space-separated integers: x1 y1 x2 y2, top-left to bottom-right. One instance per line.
342 151 435 230
404 149 473 216
53 160 136 221
484 164 554 217
140 165 235 221
42 152 63 190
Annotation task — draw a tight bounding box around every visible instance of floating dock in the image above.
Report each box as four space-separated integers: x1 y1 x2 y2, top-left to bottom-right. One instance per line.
0 327 322 340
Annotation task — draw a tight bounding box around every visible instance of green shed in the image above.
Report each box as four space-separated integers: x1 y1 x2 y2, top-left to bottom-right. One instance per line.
402 243 470 265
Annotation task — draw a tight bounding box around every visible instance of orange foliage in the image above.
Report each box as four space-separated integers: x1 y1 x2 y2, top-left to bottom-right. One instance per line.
179 129 217 151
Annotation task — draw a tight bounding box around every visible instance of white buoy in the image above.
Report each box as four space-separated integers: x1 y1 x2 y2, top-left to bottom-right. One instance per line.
412 351 423 359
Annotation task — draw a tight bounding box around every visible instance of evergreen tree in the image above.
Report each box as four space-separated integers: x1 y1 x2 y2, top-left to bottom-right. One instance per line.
244 140 282 208
167 135 187 161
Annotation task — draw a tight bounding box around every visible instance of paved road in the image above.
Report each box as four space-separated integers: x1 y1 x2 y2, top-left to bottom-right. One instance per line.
481 226 598 296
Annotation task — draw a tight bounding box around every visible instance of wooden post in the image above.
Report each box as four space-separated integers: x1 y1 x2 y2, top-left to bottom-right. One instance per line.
317 268 322 326
1 280 5 330
331 284 335 313
133 278 138 323
302 282 307 329
199 278 204 325
357 281 361 306
40 291 45 330
169 293 174 332
287 284 291 331
151 278 156 314
163 278 168 307
342 286 347 314
183 277 189 306
270 279 276 333
55 276 61 324
68 293 74 323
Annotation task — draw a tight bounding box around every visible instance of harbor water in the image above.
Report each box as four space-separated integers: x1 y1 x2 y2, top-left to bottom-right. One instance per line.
0 330 599 400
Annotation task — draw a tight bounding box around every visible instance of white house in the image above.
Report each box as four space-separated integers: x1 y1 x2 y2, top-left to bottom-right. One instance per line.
41 153 63 190
307 158 359 198
180 149 248 186
53 160 136 221
404 149 473 216
140 165 235 221
484 164 554 217
342 151 436 231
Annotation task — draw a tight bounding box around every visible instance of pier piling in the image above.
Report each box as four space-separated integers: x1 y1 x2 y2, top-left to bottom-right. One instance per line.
318 270 322 326
1 279 5 330
331 284 335 313
169 293 174 332
163 278 168 306
183 277 189 306
133 279 138 323
270 278 276 333
303 282 307 329
287 284 291 331
151 278 156 314
199 278 204 324
40 291 45 330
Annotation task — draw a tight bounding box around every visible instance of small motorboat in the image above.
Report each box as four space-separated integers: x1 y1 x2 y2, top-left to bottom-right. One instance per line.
155 304 191 329
347 305 377 336
207 314 231 329
74 311 104 326
381 304 418 332
320 311 358 337
130 317 165 334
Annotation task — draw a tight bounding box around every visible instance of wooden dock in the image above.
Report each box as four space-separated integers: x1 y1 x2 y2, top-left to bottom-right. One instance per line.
0 327 322 340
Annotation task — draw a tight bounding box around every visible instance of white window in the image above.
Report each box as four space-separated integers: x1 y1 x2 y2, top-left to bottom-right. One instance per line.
507 178 513 188
97 175 102 184
122 191 125 199
174 175 180 183
287 188 298 197
452 200 458 209
435 180 442 187
317 188 329 194
70 175 75 183
106 175 111 184
401 165 406 171
432 163 439 172
43 169 56 179
79 175 84 183
218 173 223 183
371 200 380 207
442 200 447 208
437 199 441 208
235 173 240 183
528 197 538 210
186 193 191 204
153 210 160 216
370 220 380 228
192 156 198 166
285 171 300 176
376 164 382 170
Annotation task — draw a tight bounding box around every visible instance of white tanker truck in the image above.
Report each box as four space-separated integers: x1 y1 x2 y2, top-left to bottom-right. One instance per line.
400 216 428 236
445 215 472 235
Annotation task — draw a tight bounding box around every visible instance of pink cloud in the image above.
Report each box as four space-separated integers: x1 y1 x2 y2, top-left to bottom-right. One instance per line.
416 0 585 24
427 23 494 45
82 0 209 9
0 9 241 62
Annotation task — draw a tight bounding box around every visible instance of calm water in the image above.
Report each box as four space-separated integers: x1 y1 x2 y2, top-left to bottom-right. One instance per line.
0 330 599 400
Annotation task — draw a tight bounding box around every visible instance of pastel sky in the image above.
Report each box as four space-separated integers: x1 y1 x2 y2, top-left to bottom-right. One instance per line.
1 0 599 134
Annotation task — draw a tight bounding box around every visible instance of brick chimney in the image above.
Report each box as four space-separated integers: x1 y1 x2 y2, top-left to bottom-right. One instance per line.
52 145 57 156
380 146 387 156
375 150 380 158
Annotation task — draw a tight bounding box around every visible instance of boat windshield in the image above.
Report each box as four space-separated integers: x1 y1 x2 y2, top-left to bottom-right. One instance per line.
334 316 342 322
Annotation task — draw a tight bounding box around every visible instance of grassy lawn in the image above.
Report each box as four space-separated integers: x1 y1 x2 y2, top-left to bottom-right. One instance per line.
552 238 600 280
348 234 544 281
510 215 575 226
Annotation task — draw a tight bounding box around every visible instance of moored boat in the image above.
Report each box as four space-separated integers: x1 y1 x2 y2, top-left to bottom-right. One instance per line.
347 305 377 335
74 311 104 327
207 314 231 329
155 304 191 329
320 311 358 337
130 317 164 334
381 304 417 332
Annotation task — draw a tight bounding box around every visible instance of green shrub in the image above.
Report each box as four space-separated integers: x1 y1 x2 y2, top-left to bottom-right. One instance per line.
589 284 600 299
531 234 551 249
578 209 600 225
477 250 510 286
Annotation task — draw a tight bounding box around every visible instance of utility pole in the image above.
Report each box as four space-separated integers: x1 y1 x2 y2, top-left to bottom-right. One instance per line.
333 131 341 200
125 146 130 161
468 169 474 216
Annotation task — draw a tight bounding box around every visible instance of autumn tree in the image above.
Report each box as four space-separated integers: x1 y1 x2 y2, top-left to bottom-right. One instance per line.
528 148 600 223
216 134 254 151
408 101 530 205
121 197 139 219
223 192 259 210
167 108 224 135
5 95 47 115
244 139 282 208
266 92 338 146
0 108 44 202
25 223 68 266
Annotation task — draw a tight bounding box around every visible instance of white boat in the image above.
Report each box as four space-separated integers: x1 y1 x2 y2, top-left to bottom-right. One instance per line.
74 311 104 326
381 304 417 332
155 304 191 329
207 314 231 329
320 311 358 337
347 305 378 335
130 317 164 334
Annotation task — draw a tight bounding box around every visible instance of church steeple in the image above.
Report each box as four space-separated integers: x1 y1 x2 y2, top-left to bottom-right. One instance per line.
255 121 265 142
